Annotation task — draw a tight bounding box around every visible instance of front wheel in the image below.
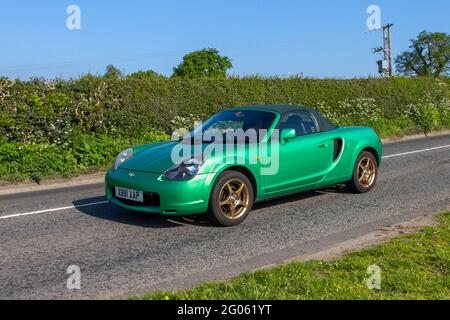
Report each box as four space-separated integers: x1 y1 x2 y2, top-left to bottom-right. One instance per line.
347 151 378 193
207 171 254 227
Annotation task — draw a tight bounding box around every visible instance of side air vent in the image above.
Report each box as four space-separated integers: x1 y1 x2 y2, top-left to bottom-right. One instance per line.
333 138 343 162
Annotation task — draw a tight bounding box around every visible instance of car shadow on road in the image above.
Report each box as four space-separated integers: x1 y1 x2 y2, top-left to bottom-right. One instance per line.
73 185 351 229
72 196 212 229
252 184 351 210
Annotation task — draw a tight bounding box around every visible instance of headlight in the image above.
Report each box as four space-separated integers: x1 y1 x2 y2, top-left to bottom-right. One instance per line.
164 157 202 181
113 148 133 170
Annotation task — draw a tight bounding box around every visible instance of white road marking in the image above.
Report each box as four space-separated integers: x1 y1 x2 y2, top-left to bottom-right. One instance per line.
0 201 109 220
1 144 450 221
382 144 450 159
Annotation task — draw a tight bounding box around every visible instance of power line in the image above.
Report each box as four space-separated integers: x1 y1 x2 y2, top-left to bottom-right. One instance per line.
372 23 394 78
0 38 305 74
0 52 180 73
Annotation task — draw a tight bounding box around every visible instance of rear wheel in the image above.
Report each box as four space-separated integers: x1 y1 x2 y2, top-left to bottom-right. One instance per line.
348 151 378 193
207 171 254 227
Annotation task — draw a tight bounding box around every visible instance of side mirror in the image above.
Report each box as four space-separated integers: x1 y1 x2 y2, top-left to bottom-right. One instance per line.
280 128 296 142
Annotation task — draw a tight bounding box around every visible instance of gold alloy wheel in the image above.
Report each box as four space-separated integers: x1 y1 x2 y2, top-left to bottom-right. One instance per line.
218 179 250 219
357 157 377 188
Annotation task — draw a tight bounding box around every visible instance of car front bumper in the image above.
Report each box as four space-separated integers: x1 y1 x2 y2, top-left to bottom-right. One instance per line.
105 168 213 216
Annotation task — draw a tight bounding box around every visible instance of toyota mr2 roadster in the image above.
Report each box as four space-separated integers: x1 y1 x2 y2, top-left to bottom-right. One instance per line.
105 105 382 226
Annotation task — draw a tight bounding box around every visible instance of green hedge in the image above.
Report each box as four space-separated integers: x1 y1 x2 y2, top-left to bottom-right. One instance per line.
0 132 168 182
0 75 449 181
1 76 450 143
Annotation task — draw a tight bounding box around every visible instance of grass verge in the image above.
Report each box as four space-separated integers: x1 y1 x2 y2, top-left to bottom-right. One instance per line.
135 213 450 300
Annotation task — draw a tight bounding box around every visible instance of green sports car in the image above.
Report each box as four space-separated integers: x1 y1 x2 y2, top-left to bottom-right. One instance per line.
105 105 382 226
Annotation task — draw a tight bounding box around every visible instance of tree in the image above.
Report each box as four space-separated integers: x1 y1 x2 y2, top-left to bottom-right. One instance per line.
172 48 232 79
395 31 450 77
128 70 164 79
104 65 123 78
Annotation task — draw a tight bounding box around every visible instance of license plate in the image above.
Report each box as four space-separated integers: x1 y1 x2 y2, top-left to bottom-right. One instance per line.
115 187 144 203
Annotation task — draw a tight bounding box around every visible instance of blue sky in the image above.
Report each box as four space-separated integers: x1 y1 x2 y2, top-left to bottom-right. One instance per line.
0 0 449 79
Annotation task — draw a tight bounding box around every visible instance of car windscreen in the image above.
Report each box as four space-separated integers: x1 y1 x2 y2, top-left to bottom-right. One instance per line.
191 110 276 143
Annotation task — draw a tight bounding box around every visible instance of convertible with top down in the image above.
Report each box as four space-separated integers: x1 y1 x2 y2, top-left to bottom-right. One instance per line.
106 105 382 226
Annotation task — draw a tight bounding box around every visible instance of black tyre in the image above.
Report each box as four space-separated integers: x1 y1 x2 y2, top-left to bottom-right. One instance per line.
207 171 254 227
348 151 378 193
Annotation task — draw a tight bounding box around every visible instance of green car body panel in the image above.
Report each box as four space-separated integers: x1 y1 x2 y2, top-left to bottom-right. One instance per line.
105 105 382 216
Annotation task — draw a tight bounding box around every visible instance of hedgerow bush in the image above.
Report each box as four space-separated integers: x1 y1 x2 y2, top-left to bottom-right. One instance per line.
0 132 168 182
2 76 450 143
0 75 449 181
405 94 450 134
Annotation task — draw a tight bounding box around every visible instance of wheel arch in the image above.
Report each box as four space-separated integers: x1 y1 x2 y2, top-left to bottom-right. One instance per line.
361 146 381 166
215 165 259 200
352 133 383 168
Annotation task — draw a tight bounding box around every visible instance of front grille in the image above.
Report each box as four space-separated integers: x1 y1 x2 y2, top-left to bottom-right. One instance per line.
111 187 160 207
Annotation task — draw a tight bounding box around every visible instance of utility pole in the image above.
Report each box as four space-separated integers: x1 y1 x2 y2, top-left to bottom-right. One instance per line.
372 23 394 77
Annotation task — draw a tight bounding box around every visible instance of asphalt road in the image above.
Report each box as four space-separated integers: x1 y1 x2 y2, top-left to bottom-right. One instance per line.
1 135 450 299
